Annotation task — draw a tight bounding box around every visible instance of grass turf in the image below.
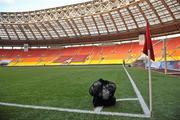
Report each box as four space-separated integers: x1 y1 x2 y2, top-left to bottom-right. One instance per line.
0 65 180 120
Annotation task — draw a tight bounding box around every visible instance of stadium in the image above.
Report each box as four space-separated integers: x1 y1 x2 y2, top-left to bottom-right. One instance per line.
0 0 180 119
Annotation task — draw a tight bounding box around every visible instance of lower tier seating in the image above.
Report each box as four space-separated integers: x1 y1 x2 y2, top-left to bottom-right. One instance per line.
0 37 179 66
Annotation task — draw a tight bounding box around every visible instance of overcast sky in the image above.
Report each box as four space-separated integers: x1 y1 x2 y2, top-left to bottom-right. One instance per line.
0 0 91 12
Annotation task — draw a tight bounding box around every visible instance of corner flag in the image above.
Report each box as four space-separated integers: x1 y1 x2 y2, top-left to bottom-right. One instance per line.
143 22 155 61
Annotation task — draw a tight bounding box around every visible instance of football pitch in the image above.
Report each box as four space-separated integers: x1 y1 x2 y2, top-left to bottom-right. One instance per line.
0 65 179 120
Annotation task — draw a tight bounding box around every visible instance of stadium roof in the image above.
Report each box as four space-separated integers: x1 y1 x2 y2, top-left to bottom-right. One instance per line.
0 0 92 12
0 0 180 46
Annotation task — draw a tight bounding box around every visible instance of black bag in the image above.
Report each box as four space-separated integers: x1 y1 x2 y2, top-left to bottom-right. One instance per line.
89 78 116 107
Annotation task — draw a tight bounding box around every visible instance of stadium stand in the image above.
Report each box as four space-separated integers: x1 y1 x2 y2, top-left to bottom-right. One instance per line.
0 37 179 66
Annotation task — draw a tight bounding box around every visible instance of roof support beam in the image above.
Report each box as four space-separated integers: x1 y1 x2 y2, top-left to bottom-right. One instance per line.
91 15 100 35
66 19 78 37
2 24 11 40
18 25 29 40
160 0 176 20
108 12 119 32
33 23 45 40
41 23 54 40
127 8 139 28
117 10 129 31
11 24 20 40
136 4 148 22
56 20 69 37
47 21 61 38
100 14 109 34
177 0 180 5
145 0 163 24
81 17 90 35
27 24 37 40
70 19 81 36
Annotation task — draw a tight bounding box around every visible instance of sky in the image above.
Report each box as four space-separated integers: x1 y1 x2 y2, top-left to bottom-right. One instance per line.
0 0 91 12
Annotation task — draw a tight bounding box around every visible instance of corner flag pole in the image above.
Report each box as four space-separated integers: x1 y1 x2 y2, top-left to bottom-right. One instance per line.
163 39 167 74
148 49 152 116
143 22 154 117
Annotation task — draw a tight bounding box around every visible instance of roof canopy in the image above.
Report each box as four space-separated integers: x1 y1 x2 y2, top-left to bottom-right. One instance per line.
0 0 179 46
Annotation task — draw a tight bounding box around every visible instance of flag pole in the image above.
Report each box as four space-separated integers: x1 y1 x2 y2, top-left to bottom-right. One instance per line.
148 49 152 116
163 39 167 74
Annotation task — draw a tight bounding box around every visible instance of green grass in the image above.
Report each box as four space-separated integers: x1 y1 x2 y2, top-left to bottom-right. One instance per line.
0 65 180 120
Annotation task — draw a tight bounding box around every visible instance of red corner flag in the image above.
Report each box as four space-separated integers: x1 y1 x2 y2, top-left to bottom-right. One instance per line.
143 22 155 61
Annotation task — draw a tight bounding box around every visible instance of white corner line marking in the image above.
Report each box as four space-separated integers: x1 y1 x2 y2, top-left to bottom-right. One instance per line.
0 102 150 118
116 98 138 102
94 106 103 112
123 65 150 116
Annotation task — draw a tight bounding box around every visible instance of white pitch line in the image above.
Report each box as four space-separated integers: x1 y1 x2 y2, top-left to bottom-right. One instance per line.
94 106 103 112
123 65 150 116
0 102 150 118
94 98 139 112
116 98 138 102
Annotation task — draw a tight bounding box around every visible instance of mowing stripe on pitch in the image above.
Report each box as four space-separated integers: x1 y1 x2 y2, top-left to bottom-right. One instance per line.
123 65 150 116
0 102 149 118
